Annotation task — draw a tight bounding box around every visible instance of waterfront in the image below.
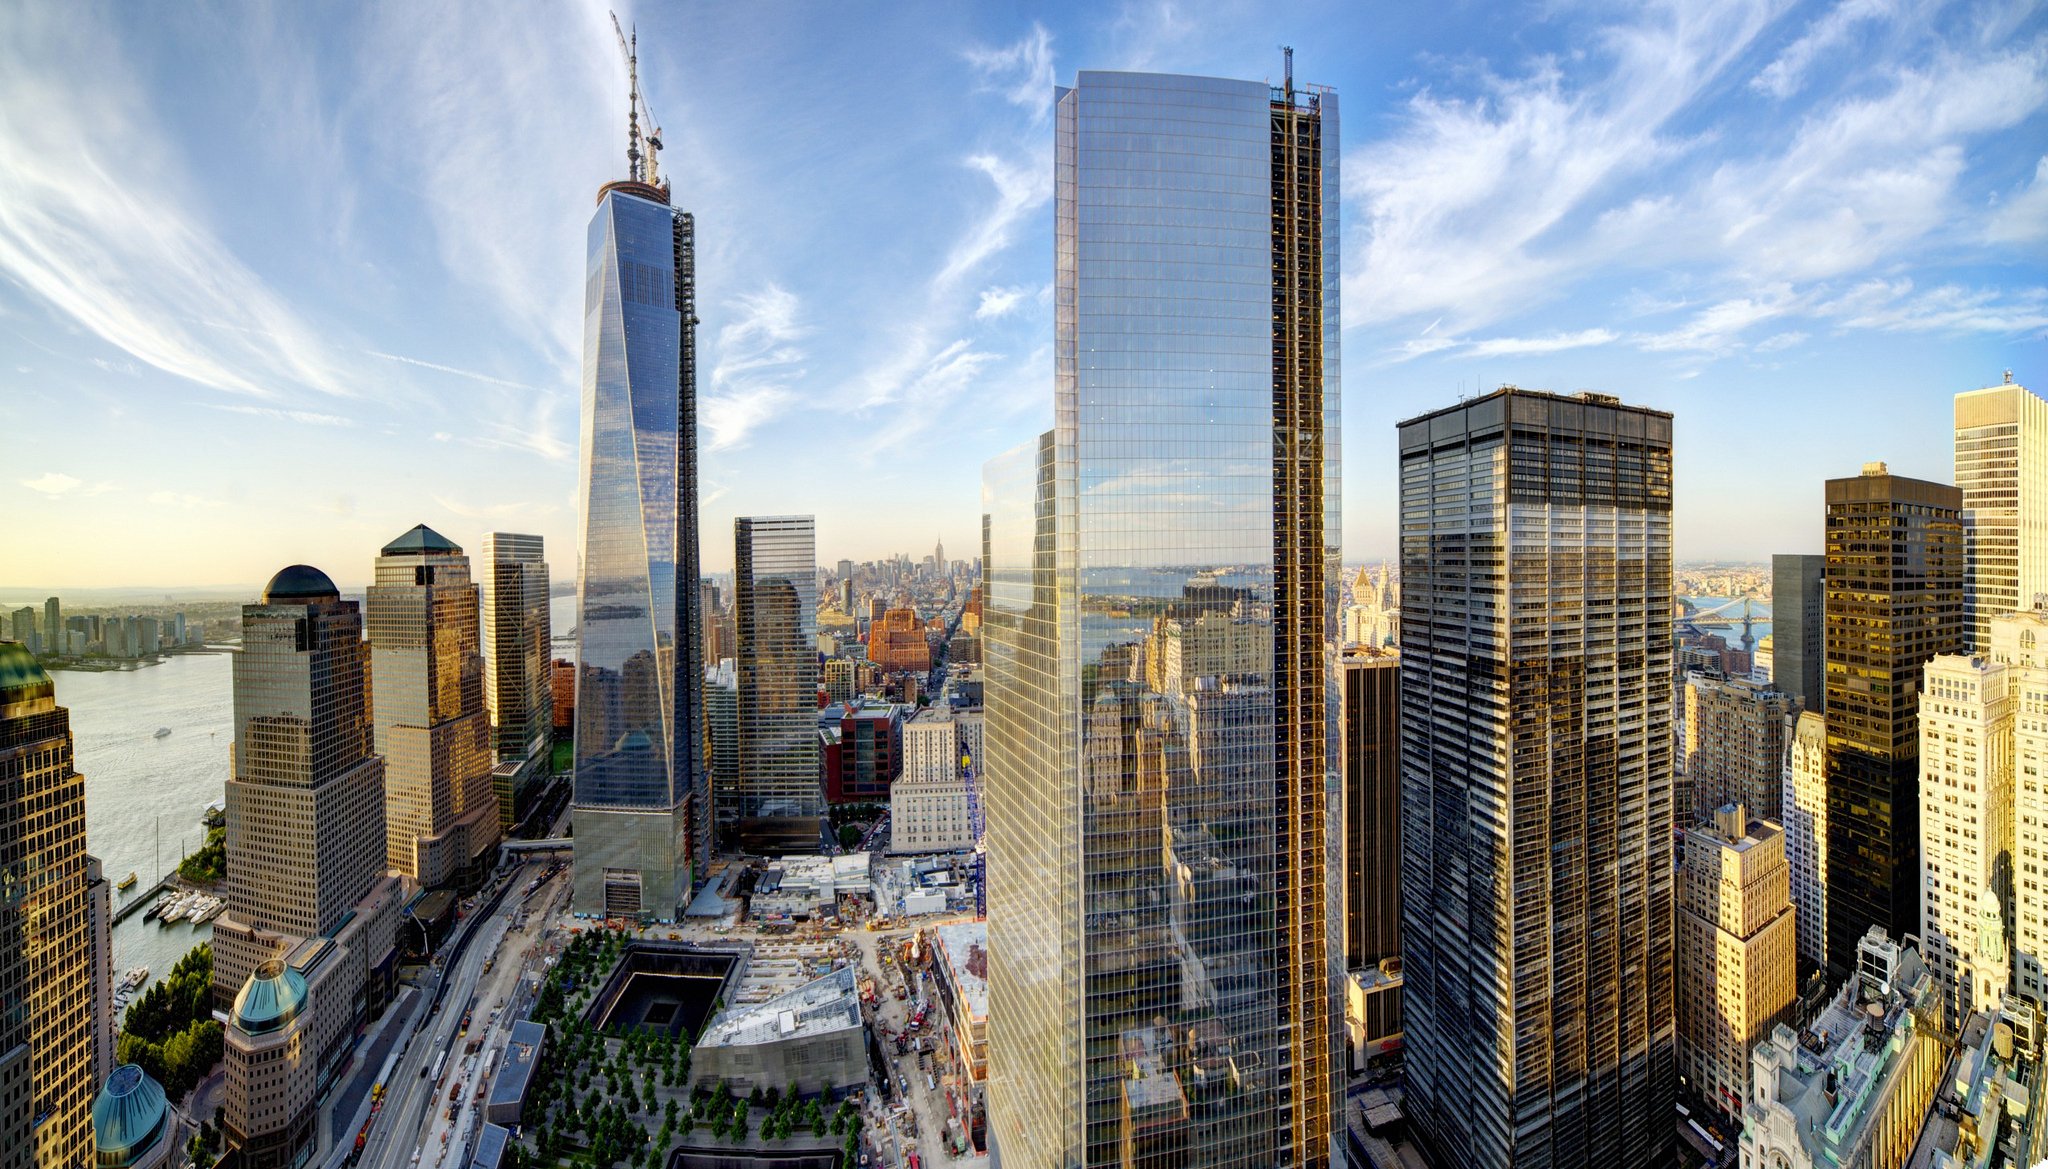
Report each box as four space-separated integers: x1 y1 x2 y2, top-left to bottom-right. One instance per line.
53 651 231 1000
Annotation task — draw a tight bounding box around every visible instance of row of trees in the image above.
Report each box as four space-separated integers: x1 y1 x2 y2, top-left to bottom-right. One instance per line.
118 943 223 1098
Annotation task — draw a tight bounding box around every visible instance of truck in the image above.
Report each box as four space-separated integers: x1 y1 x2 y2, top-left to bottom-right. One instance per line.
427 1051 447 1082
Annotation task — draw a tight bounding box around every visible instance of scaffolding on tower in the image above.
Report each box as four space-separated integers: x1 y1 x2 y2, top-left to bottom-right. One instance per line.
963 750 985 919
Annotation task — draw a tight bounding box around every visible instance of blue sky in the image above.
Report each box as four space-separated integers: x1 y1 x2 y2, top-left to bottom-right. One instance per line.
2 0 2043 588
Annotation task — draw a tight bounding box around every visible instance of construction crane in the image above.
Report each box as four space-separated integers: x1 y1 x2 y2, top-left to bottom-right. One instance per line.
608 12 667 193
962 749 985 920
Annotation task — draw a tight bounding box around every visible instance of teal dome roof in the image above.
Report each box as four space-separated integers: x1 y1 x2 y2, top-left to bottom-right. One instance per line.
381 524 461 556
232 959 309 1035
93 1065 169 1166
0 642 52 704
262 564 339 604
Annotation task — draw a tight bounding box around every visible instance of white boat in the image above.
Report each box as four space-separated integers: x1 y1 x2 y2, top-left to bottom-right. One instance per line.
119 967 149 992
192 897 225 923
158 893 195 924
154 727 171 739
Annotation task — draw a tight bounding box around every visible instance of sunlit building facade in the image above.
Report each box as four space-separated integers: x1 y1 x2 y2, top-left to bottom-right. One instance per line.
1683 673 1797 822
480 532 553 764
1676 805 1795 1121
982 69 1341 1168
571 175 706 921
1783 710 1830 970
1917 653 2013 1030
732 515 821 850
1399 388 1677 1168
1956 376 2047 653
1988 604 2048 1010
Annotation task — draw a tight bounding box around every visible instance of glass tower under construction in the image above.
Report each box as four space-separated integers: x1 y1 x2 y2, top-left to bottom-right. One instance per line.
571 170 706 922
982 68 1341 1169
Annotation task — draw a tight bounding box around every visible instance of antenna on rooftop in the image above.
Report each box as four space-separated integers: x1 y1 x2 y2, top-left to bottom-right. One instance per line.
1282 45 1294 99
609 12 666 192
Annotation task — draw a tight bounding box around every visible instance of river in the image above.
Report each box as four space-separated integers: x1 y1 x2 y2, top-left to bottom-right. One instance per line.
52 651 232 998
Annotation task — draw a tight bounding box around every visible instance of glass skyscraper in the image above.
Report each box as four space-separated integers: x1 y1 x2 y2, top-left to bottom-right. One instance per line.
730 515 821 851
1956 375 2047 652
1397 388 1677 1168
981 69 1341 1168
571 169 706 922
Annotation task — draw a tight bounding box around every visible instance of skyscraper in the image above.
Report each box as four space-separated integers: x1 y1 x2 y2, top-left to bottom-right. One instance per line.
1771 553 1825 713
1917 653 2012 1029
0 642 107 1169
212 565 395 1005
1991 603 2048 1008
982 67 1340 1168
1399 388 1676 1168
1783 710 1830 971
1822 463 1963 972
1682 673 1796 822
480 532 553 764
731 515 820 850
367 525 497 886
42 597 59 659
571 63 705 920
1675 805 1795 1121
1342 649 1400 972
1957 375 2047 652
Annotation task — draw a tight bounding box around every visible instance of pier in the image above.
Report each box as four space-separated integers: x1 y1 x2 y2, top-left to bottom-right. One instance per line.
111 877 176 924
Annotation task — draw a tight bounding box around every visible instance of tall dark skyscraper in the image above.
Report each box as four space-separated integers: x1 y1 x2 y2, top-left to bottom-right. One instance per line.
730 515 820 851
1823 463 1963 972
0 642 106 1169
982 67 1341 1168
1398 388 1676 1169
571 39 706 921
1342 649 1400 971
1771 552 1825 713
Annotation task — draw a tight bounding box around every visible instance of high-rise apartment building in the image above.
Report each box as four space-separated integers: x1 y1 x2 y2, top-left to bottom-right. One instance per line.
1683 674 1797 822
1399 387 1676 1168
1988 604 2048 1009
1823 464 1964 972
1771 553 1825 713
571 100 706 920
1957 375 2047 652
480 533 552 763
367 525 496 886
1342 649 1399 971
982 68 1341 1168
1917 654 2013 1029
732 516 820 850
41 598 59 659
1676 804 1796 1120
1783 710 1830 971
0 642 107 1169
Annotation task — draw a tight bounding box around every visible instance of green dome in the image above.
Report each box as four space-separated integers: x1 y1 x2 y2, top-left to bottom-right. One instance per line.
92 1064 169 1167
232 959 309 1035
0 642 52 704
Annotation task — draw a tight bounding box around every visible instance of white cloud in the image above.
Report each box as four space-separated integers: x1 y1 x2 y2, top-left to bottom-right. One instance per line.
0 7 353 398
1818 279 2048 334
963 24 1056 122
147 490 222 509
21 472 80 497
431 495 556 522
198 403 356 428
1754 330 1809 352
1637 286 1802 352
367 350 534 392
702 385 798 453
936 152 1053 293
1751 0 1896 99
1988 156 2048 245
975 286 1029 320
1463 328 1619 357
703 284 807 453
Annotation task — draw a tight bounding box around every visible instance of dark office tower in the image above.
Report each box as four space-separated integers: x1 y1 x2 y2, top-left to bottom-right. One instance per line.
982 66 1341 1169
0 643 105 1169
731 516 820 851
1398 388 1676 1169
1343 650 1400 970
481 533 552 764
1822 463 1964 972
571 35 705 921
1772 553 1825 713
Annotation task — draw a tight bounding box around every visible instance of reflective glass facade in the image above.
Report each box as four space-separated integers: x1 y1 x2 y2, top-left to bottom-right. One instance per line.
572 184 705 920
1955 381 2047 653
982 71 1340 1169
731 516 820 849
1398 389 1676 1169
481 532 553 764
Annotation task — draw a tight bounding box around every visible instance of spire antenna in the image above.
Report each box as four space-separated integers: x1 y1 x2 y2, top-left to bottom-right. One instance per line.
610 12 644 183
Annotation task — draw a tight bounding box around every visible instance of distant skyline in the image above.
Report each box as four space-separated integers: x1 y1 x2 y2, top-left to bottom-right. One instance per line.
3 2 2043 587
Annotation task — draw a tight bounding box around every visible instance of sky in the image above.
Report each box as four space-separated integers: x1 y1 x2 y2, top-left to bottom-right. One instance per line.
1 0 2043 590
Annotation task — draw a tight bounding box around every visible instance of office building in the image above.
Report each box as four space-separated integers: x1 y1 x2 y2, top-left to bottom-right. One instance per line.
703 660 737 847
42 597 58 659
1772 555 1825 713
367 525 497 887
1737 928 1946 1169
828 700 905 805
91 1065 172 1169
1342 649 1399 970
869 607 932 674
480 533 553 763
1683 673 1797 822
1918 653 2013 1030
0 642 108 1169
822 658 858 704
1783 711 1830 971
1676 805 1796 1121
982 69 1341 1168
1400 387 1676 1168
1989 603 2048 1008
86 857 112 1077
893 705 973 853
570 92 707 920
1823 463 1964 972
732 516 820 850
212 565 400 1011
1957 375 2046 652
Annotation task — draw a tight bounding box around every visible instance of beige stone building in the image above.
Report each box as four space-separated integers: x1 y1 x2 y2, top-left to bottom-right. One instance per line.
1919 653 2013 1030
368 525 498 887
1990 604 2048 1010
1678 804 1796 1119
891 704 974 853
0 643 109 1169
1783 710 1829 970
1683 673 1798 822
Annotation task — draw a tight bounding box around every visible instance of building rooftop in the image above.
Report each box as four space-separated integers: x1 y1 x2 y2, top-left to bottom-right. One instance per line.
262 564 339 604
231 959 310 1035
0 641 53 705
486 1021 547 1110
469 1123 510 1169
91 1065 169 1167
381 523 462 557
697 966 862 1049
933 921 988 1021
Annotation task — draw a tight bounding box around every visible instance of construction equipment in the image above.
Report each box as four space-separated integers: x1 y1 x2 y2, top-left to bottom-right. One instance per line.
962 750 985 920
608 12 667 192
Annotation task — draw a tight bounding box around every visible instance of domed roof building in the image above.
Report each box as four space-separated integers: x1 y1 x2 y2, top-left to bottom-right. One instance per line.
261 564 340 605
232 959 310 1035
92 1064 172 1169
